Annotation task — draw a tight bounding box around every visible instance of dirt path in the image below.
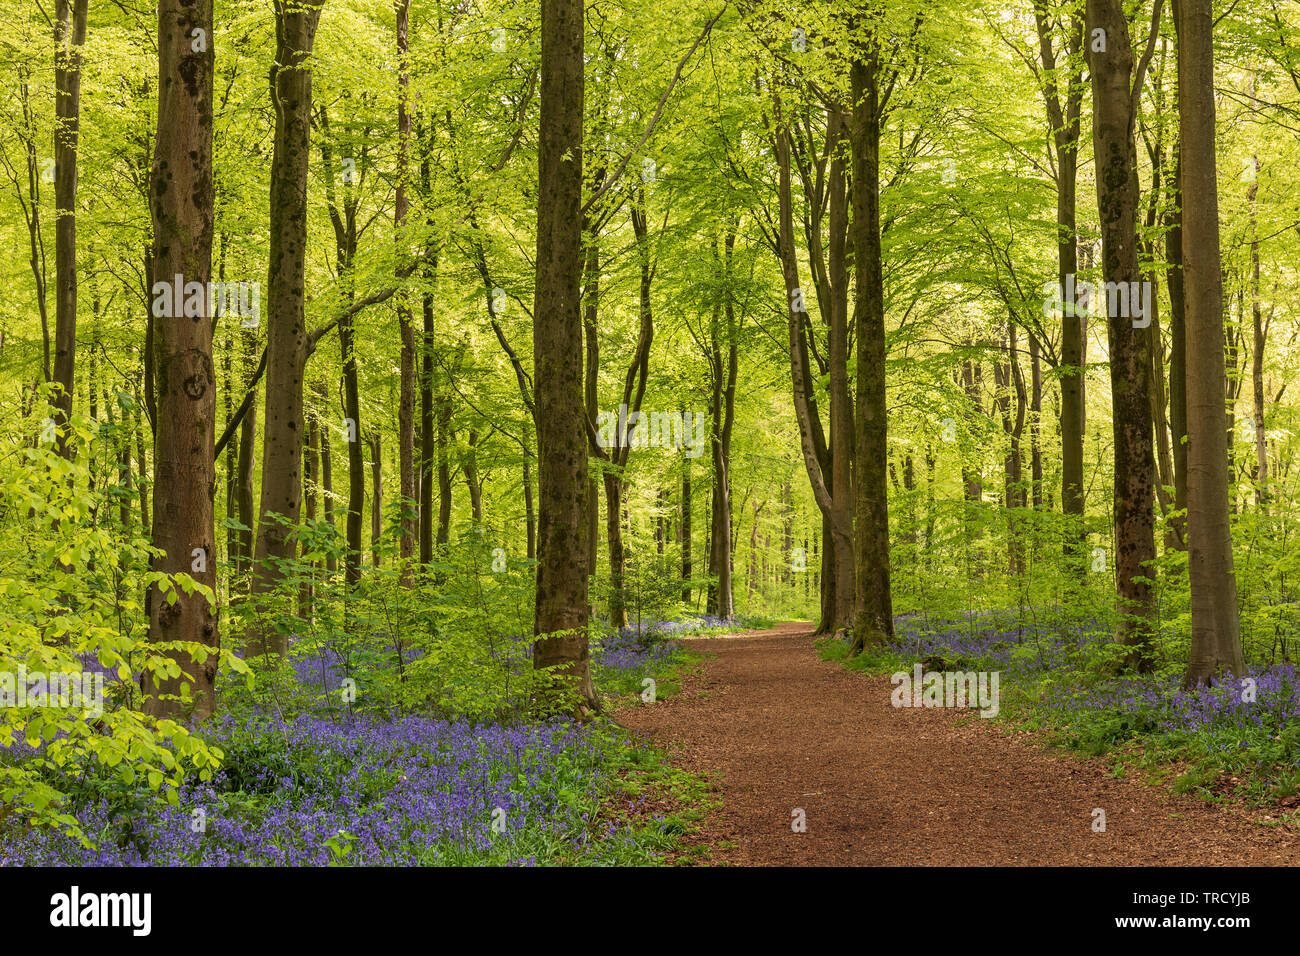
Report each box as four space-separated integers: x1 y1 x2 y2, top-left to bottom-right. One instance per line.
616 623 1300 866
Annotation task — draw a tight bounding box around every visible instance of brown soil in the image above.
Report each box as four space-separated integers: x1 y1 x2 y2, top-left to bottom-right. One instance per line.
615 623 1300 866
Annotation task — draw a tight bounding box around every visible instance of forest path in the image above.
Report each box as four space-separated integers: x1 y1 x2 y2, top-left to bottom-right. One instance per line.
615 623 1300 865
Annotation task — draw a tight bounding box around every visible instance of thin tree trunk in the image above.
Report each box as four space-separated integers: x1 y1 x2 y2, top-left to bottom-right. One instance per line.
419 254 436 565
368 431 382 567
680 454 692 604
1248 154 1268 508
1035 3 1086 546
1166 144 1189 546
463 429 482 525
235 327 258 579
317 382 336 574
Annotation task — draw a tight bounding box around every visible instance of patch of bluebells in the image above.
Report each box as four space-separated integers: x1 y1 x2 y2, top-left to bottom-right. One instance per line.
617 614 735 642
596 627 680 672
1038 664 1300 738
887 610 1108 676
1 713 639 866
886 611 1300 748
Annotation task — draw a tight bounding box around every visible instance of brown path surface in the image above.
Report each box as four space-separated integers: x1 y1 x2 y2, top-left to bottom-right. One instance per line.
616 623 1300 865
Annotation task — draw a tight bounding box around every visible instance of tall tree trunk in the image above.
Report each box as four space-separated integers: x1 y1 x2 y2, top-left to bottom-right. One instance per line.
523 426 536 560
419 255 437 564
51 0 88 457
827 107 856 631
144 0 218 717
436 400 452 548
395 0 417 575
301 404 319 619
368 430 382 567
1035 2 1086 546
463 429 482 525
1088 0 1158 668
317 381 336 574
706 232 739 619
680 454 692 604
532 0 596 713
603 473 625 626
1029 337 1044 511
235 327 258 580
1178 0 1244 686
1166 144 1189 546
1248 155 1268 508
249 0 325 658
583 241 600 591
849 39 894 654
775 116 845 632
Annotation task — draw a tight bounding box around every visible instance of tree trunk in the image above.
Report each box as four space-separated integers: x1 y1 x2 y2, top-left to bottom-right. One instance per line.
249 0 325 658
368 431 382 567
301 405 319 619
396 0 417 575
1248 155 1268 508
1088 0 1158 668
532 0 596 713
1178 0 1244 686
775 116 846 632
1035 3 1086 544
419 254 436 564
680 454 692 604
144 0 218 718
1166 144 1189 546
317 382 336 574
463 429 482 525
235 327 258 579
51 0 88 457
436 400 452 548
706 232 739 619
849 40 894 654
827 106 856 631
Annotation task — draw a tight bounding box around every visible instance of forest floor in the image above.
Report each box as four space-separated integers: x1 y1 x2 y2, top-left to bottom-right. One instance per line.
615 623 1300 866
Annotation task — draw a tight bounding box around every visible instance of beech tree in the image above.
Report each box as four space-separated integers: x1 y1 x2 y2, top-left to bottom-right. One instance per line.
144 0 218 717
249 0 326 658
1178 0 1244 685
532 0 596 713
1086 0 1160 668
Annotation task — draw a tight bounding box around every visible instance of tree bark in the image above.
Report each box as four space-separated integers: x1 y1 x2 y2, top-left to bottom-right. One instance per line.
849 39 894 654
532 0 596 713
249 0 325 658
396 0 417 575
706 232 739 619
1034 2 1086 541
827 106 856 630
144 0 218 718
1178 0 1244 686
1088 0 1159 668
51 0 88 457
235 327 258 579
680 453 692 604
